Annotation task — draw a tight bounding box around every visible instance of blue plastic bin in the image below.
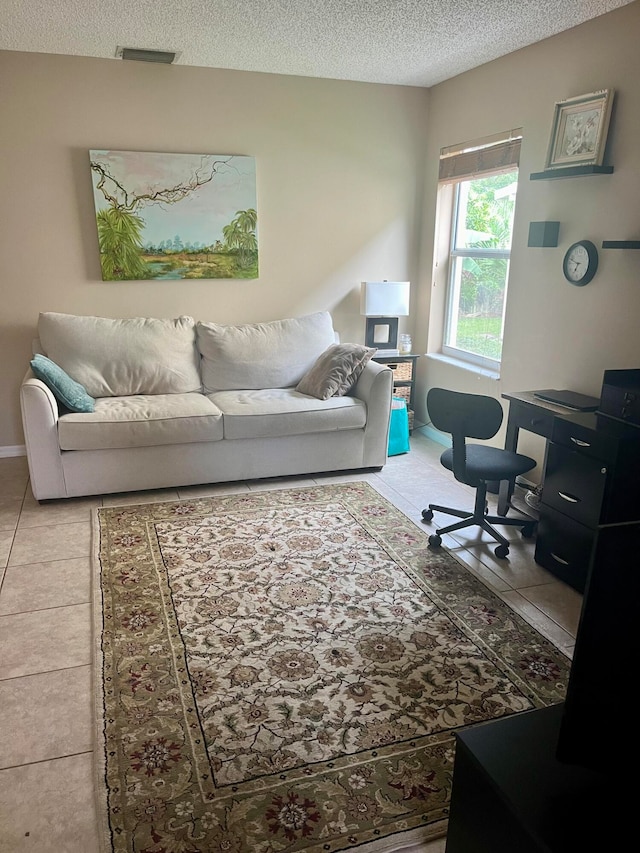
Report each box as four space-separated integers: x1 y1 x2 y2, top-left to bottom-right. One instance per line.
388 397 410 456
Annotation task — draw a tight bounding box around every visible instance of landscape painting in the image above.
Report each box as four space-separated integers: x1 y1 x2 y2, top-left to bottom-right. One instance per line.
89 150 258 280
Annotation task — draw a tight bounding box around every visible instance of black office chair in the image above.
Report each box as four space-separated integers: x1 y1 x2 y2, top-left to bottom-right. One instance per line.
422 387 537 558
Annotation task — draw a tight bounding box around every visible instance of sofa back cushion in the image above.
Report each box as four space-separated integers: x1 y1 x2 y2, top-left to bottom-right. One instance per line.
38 312 201 397
197 311 336 392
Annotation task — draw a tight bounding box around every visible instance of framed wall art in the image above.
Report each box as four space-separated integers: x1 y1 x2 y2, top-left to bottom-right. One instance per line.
544 89 614 170
89 150 258 281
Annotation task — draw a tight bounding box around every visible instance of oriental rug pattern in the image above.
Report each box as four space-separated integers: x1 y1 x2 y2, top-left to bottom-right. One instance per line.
93 483 569 853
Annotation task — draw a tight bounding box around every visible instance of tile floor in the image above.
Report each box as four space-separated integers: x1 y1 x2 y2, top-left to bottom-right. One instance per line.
0 432 582 853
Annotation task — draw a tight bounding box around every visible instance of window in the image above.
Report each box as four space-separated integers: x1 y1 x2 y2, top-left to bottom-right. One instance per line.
438 131 521 370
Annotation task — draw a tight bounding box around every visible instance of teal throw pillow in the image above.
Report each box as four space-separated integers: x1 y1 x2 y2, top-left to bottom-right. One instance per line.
30 354 96 413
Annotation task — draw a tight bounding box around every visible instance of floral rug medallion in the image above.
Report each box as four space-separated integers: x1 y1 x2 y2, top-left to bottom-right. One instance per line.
93 483 569 853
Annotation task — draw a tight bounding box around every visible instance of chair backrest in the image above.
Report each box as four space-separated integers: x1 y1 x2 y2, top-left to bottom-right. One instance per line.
427 387 504 484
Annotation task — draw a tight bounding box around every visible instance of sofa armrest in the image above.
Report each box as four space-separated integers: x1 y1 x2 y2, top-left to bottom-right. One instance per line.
20 370 67 500
351 361 393 466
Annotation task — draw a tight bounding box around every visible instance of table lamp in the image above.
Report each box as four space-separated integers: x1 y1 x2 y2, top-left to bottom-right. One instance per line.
360 281 410 353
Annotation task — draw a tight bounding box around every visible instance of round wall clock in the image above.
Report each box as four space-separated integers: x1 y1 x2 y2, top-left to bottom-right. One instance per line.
562 240 599 286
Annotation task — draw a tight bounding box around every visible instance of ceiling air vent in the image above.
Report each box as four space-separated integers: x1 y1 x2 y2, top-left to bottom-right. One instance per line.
116 47 179 64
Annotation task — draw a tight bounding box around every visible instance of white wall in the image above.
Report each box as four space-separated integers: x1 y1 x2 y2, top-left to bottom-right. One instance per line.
414 1 640 475
0 51 428 449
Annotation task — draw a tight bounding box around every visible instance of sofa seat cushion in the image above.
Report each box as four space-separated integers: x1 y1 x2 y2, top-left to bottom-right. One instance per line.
209 388 366 440
38 313 201 397
197 312 336 392
58 394 223 451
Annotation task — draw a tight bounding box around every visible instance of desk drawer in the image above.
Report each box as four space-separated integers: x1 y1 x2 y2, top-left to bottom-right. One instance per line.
551 418 618 464
542 443 607 527
534 507 593 593
509 401 556 439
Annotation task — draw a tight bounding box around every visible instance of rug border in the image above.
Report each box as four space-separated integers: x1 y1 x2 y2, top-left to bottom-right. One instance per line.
92 506 114 853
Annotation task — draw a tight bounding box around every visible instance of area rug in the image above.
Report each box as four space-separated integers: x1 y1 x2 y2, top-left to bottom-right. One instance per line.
92 482 570 853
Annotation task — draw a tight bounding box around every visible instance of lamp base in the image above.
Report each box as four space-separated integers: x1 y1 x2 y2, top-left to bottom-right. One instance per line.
365 317 399 350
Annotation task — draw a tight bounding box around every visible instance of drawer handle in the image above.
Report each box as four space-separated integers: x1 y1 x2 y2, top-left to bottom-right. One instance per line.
570 437 591 447
530 418 544 426
550 552 570 566
557 491 580 503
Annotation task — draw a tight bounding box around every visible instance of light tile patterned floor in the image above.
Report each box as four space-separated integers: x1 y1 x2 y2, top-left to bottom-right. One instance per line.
0 434 582 852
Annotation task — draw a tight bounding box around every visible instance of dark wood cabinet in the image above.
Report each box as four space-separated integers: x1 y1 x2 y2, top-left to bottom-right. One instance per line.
534 411 640 592
541 444 607 527
534 507 595 591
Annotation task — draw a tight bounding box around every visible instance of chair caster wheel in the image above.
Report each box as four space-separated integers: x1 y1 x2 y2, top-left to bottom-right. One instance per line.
494 544 509 559
521 523 536 539
428 534 442 548
422 509 434 523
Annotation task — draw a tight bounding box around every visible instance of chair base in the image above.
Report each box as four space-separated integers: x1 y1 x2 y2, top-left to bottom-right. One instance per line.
421 481 536 558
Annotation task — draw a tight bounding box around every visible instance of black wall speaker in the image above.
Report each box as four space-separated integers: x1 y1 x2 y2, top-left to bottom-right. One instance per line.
528 221 560 247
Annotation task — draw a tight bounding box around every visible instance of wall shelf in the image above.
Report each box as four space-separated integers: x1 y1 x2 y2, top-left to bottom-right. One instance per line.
602 240 640 249
530 165 614 180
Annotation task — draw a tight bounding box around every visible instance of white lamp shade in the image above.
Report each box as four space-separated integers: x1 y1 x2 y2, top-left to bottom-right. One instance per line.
360 281 410 316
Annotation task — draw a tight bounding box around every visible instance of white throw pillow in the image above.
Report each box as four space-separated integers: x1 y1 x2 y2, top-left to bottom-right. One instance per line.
197 311 336 392
37 312 201 397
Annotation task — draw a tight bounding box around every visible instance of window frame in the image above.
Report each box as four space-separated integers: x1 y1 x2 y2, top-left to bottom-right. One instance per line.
441 169 518 372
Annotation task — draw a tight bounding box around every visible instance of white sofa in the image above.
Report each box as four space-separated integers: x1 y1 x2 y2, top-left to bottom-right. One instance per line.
20 311 393 500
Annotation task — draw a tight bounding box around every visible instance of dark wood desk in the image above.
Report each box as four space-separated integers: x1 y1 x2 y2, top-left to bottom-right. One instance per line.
498 392 580 516
500 391 640 591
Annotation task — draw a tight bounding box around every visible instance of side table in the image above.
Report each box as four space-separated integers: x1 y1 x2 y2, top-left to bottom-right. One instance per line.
372 353 419 433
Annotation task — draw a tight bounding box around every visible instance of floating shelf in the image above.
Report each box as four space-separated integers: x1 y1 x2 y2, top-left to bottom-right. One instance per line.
530 165 614 180
602 240 640 249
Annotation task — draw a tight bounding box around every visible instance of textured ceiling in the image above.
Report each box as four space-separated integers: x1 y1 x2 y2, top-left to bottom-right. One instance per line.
1 0 634 87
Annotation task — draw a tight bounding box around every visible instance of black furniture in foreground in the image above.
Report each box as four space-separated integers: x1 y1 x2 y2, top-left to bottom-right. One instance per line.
444 703 617 853
445 520 636 851
422 388 537 558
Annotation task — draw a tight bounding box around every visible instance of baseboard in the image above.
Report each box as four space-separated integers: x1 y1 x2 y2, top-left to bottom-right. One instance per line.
414 424 451 448
515 475 537 490
0 445 27 458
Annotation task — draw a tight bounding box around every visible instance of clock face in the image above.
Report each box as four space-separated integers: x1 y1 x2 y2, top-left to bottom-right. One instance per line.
563 240 598 286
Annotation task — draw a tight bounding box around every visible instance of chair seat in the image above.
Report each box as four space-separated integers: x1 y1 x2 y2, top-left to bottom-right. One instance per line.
441 443 535 485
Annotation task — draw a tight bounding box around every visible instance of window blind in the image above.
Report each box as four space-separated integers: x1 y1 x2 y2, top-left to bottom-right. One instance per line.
439 130 522 183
